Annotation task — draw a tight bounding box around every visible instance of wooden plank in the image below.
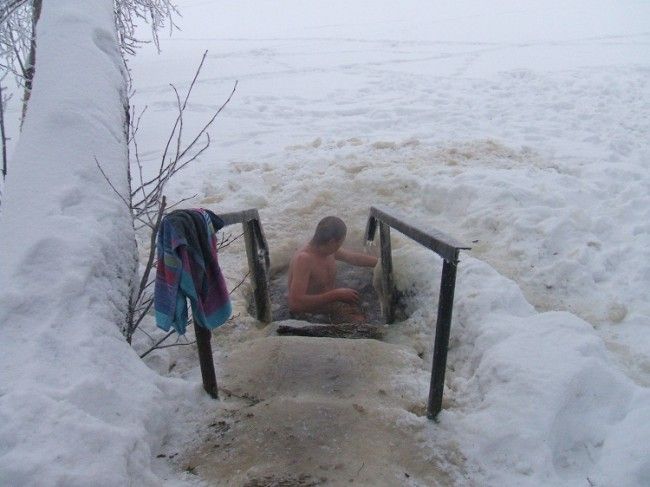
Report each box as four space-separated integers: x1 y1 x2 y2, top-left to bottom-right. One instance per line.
194 320 219 399
427 260 458 419
244 220 272 323
218 208 260 227
218 209 270 269
369 206 469 263
379 221 397 324
277 323 384 340
364 215 377 242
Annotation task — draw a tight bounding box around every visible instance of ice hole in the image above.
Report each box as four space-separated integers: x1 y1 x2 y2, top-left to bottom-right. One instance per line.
265 262 385 326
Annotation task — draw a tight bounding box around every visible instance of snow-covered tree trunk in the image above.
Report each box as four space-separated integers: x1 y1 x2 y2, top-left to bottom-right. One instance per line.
0 0 136 335
0 1 168 484
20 0 42 123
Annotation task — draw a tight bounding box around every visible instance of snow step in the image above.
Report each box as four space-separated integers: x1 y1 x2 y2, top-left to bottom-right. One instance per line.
218 336 424 408
187 397 452 486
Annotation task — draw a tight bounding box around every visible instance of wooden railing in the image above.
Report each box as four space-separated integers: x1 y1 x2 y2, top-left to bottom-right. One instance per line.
220 208 272 323
365 205 470 419
195 208 271 398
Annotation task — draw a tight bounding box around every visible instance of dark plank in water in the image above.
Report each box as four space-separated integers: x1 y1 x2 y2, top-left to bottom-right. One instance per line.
277 322 384 340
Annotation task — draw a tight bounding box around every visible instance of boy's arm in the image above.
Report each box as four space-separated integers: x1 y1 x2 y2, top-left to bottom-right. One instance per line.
288 254 359 313
335 248 378 267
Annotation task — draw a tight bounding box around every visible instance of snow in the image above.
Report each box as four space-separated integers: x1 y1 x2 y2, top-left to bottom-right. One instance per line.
1 0 649 485
0 2 204 486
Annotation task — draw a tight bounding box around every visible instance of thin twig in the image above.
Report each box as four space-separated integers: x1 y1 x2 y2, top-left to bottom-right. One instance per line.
94 157 131 208
157 50 208 177
132 298 154 330
137 195 166 298
171 83 183 167
0 83 7 178
229 271 250 295
165 194 198 211
153 339 197 350
104 51 240 343
217 232 244 250
139 329 175 358
135 325 155 342
175 81 237 163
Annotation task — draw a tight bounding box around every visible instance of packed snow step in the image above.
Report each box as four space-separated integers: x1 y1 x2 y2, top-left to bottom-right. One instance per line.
186 336 455 486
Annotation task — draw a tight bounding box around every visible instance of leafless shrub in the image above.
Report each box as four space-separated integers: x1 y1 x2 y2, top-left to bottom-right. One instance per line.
0 72 10 179
0 0 179 175
96 50 238 343
114 0 179 56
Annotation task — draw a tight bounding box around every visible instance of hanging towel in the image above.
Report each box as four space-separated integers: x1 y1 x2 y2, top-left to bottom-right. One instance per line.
154 208 232 335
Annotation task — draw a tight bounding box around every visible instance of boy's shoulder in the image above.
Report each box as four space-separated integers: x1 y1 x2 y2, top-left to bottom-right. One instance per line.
291 247 316 265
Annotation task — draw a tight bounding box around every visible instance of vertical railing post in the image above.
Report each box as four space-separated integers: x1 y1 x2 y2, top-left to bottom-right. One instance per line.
243 219 272 323
379 221 397 323
194 320 219 398
427 258 458 419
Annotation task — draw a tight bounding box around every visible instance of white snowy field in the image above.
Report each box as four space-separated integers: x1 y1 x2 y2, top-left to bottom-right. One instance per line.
0 0 649 486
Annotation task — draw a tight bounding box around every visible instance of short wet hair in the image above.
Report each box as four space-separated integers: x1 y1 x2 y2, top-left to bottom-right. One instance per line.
311 216 347 246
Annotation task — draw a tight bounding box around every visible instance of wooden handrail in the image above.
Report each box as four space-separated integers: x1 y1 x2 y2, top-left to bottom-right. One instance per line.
365 205 470 420
219 208 271 321
365 205 470 264
195 208 271 399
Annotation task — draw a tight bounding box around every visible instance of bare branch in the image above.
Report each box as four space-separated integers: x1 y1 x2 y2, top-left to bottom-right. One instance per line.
0 0 29 25
94 51 240 344
164 194 198 210
218 232 244 250
176 81 237 163
94 157 131 208
229 271 250 296
153 339 197 351
139 314 239 359
0 81 7 178
139 330 175 358
137 195 166 294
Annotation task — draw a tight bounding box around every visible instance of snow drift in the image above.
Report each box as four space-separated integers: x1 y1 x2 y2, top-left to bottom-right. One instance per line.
0 2 191 485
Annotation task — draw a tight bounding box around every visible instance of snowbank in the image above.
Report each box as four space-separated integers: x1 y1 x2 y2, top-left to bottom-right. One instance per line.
0 2 193 485
450 264 650 487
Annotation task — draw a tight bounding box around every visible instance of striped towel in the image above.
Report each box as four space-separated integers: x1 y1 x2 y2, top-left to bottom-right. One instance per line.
154 209 232 335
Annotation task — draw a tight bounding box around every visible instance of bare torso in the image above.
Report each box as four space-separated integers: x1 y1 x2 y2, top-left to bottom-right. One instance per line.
287 242 374 323
288 246 337 294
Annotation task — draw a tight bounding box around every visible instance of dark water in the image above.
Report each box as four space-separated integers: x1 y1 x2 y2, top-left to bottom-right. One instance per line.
269 262 383 325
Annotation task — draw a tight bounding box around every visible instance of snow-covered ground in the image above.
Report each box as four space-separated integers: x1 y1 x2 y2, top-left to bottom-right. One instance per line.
128 0 650 484
2 0 649 485
0 2 201 486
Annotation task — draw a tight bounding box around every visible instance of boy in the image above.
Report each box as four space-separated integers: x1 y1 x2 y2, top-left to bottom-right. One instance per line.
288 216 378 323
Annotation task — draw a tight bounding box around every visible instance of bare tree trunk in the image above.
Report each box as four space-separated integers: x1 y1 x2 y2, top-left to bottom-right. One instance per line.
21 0 42 126
0 84 7 178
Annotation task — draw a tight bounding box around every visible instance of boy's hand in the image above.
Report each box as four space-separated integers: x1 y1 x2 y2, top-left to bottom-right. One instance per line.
333 288 360 304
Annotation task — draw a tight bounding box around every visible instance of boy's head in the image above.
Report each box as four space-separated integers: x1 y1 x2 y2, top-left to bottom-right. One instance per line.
311 216 347 251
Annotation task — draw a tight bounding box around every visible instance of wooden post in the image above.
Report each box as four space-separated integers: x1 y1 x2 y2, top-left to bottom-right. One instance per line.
193 321 219 399
366 206 469 421
243 220 272 323
379 221 397 324
427 259 458 419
